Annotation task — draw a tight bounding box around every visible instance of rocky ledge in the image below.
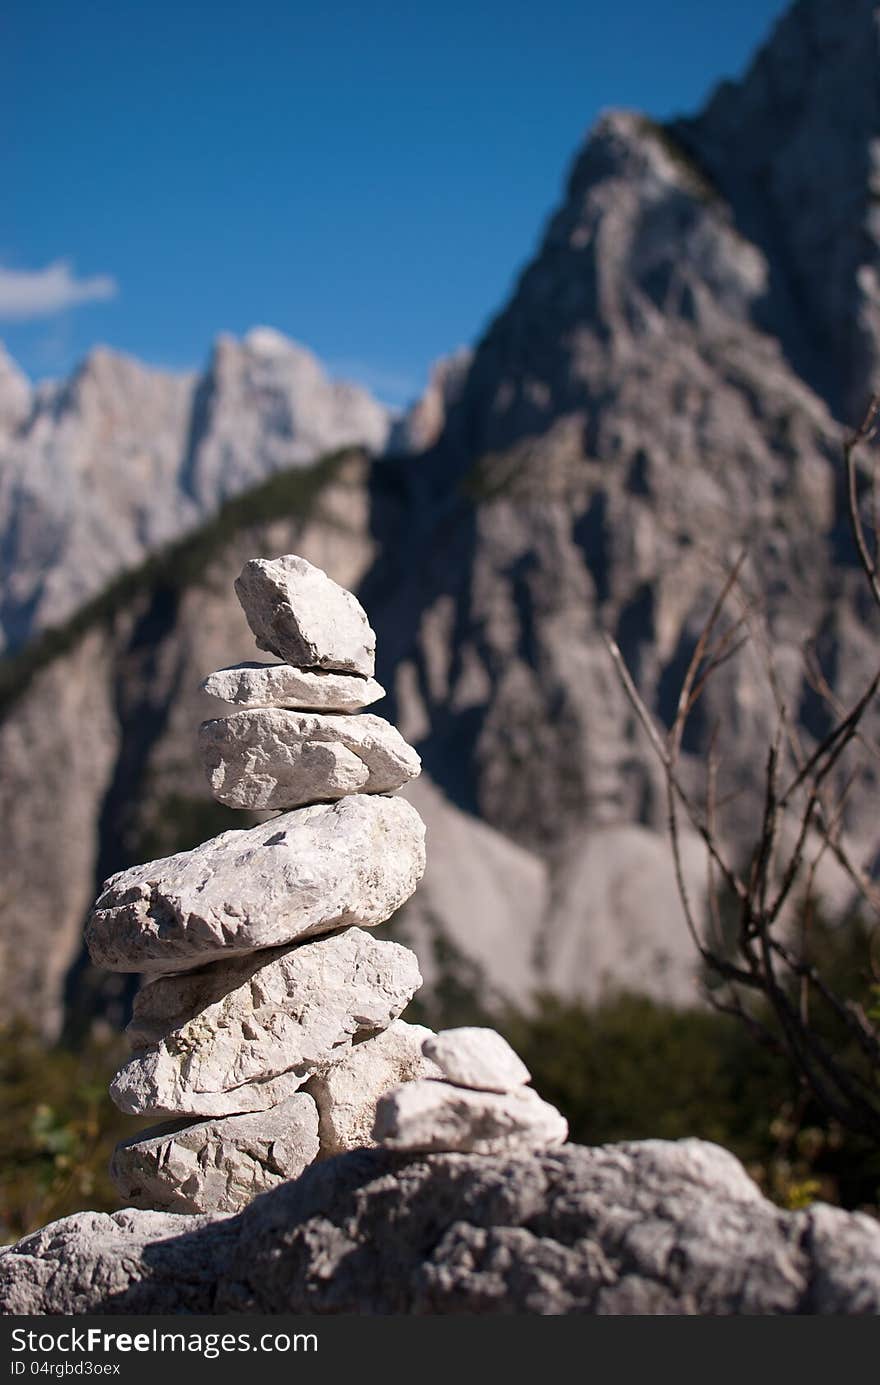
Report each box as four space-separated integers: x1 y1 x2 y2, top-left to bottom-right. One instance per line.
2 1139 879 1315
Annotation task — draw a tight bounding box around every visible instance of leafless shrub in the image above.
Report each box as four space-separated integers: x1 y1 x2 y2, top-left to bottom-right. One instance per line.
605 398 880 1140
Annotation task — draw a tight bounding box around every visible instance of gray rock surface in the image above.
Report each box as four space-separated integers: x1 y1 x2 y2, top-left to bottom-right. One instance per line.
112 928 422 1117
235 554 376 674
422 1027 531 1093
199 708 420 810
304 1020 440 1157
201 662 385 711
3 1140 880 1314
373 1079 568 1154
0 330 391 654
388 348 473 454
86 794 426 974
109 1095 320 1214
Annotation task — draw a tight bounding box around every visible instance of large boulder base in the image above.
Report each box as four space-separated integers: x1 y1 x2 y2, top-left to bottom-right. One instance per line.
2 1141 879 1314
86 794 426 973
234 554 376 675
112 928 423 1117
199 708 420 810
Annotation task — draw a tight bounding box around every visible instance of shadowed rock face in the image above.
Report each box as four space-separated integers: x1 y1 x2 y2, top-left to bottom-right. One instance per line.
2 1139 879 1314
673 0 880 423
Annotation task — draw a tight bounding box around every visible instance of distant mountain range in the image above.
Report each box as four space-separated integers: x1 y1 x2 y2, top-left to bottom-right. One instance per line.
1 0 878 1036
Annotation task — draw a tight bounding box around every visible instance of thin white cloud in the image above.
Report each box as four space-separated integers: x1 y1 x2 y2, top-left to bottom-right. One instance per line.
330 357 422 407
0 260 117 321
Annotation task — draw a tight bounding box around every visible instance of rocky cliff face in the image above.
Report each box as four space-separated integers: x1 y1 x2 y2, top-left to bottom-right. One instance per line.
675 0 880 423
1 0 878 1033
363 0 880 868
0 329 390 652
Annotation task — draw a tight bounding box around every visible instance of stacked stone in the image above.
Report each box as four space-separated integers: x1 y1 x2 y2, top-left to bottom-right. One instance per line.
83 554 567 1217
373 1027 568 1154
85 556 434 1214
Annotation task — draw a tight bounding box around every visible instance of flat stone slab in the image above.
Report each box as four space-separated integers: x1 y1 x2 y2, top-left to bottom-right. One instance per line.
86 794 426 973
235 554 376 675
304 1020 440 1158
201 662 385 712
110 1095 320 1214
111 928 422 1118
199 709 421 810
422 1027 531 1093
373 1079 568 1154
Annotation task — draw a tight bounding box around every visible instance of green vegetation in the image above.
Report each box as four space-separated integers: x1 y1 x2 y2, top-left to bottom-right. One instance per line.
502 993 878 1213
0 448 360 719
0 1023 139 1244
134 792 255 864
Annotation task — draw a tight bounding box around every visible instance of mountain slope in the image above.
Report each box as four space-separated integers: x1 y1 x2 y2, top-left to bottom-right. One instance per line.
0 330 390 653
359 0 880 963
674 0 880 421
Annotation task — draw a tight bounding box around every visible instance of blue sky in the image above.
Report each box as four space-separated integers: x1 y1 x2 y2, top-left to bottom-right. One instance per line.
3 0 790 407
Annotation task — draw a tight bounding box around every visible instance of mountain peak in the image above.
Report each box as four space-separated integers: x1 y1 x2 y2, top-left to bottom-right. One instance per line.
673 0 880 419
0 342 31 432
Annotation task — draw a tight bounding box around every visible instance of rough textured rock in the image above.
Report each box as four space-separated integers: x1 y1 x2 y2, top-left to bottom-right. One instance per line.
373 1079 568 1154
86 794 426 974
110 1095 320 1214
112 928 422 1117
235 554 376 675
199 708 420 810
201 661 385 711
4 1140 880 1314
304 1020 440 1157
422 1028 530 1093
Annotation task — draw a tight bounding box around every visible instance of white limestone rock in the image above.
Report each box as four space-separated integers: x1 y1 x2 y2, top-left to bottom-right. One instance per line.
201 662 385 712
110 1094 320 1214
373 1079 568 1155
304 1020 440 1158
199 709 421 810
86 794 426 974
422 1027 531 1093
111 928 422 1118
235 554 376 675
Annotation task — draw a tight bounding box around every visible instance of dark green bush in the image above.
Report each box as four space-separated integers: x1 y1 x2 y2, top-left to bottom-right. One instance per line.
0 1023 141 1243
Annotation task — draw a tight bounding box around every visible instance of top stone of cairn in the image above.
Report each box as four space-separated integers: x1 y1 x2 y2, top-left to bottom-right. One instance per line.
235 555 376 676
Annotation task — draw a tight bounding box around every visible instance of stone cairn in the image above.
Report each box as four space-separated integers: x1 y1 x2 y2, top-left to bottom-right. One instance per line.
83 555 568 1215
